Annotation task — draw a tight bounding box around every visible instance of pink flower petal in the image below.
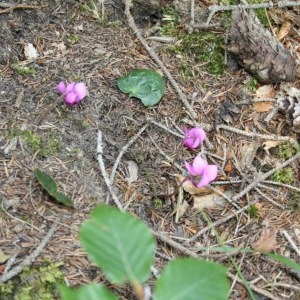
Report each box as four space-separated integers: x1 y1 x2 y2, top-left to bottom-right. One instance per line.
183 127 206 149
192 156 208 174
57 81 66 94
195 174 211 188
74 82 87 100
203 165 218 181
184 161 195 175
183 137 194 148
65 92 78 105
66 83 76 93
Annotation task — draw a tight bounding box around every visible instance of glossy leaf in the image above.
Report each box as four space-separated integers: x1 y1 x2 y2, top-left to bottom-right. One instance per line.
60 284 118 300
117 69 165 107
34 168 73 207
80 205 155 284
153 258 229 300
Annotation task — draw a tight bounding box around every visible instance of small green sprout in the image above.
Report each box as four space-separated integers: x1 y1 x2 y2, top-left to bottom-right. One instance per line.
68 34 80 44
245 78 258 93
247 204 260 218
153 197 164 209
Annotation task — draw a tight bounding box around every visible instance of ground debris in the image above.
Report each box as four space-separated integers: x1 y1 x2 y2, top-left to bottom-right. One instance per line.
227 8 298 83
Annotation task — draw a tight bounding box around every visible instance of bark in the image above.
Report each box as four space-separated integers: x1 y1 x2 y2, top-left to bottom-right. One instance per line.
227 8 297 83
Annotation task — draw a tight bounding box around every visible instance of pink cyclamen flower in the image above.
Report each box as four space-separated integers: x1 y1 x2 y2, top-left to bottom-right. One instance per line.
183 127 206 149
185 155 218 188
57 81 87 105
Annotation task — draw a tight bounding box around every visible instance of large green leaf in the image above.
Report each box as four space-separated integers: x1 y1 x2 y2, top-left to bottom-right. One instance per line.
80 205 155 285
34 168 73 207
153 258 229 300
60 284 118 300
117 69 165 107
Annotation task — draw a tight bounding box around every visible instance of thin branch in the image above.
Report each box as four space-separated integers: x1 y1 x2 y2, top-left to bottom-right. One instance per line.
232 154 299 202
0 222 58 283
254 187 285 209
262 180 300 193
217 124 296 144
205 1 300 24
282 230 300 257
97 131 124 211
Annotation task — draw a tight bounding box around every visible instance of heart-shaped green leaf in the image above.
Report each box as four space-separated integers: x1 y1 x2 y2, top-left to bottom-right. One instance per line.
34 168 73 207
117 69 165 107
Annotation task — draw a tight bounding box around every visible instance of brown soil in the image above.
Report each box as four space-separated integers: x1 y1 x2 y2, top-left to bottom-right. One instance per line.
0 1 300 299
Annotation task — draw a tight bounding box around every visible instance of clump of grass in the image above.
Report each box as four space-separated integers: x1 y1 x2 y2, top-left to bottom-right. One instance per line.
270 167 295 184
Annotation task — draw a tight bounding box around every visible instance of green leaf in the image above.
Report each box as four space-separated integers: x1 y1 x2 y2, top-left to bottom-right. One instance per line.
60 284 118 300
34 168 73 207
265 253 300 272
153 258 230 300
80 204 155 285
117 69 165 107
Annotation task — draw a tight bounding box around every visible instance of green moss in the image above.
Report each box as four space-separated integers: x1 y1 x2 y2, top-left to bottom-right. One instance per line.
160 6 224 77
11 129 59 157
0 261 65 300
276 142 296 160
11 63 37 76
248 0 269 27
270 167 295 184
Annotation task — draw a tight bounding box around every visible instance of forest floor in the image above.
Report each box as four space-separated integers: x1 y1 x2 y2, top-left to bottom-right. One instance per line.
0 0 300 299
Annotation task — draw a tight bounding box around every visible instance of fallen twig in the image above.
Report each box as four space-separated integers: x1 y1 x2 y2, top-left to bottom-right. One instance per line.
97 131 124 210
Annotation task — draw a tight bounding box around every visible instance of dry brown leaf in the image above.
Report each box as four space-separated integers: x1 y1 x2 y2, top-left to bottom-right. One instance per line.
262 140 282 151
252 227 278 252
277 21 292 41
253 85 276 112
252 101 274 112
193 192 229 210
256 85 276 98
176 174 213 195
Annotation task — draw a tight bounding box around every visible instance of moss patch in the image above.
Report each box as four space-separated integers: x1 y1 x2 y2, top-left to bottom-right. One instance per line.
11 129 59 157
270 167 295 184
160 7 224 79
0 261 65 300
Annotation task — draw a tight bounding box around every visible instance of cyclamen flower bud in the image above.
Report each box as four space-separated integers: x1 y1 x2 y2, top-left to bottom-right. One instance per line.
183 127 206 149
57 81 87 105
